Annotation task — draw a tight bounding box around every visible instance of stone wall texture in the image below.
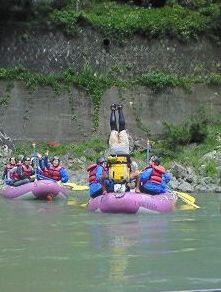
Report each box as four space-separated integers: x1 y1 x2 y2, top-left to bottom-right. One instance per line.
0 24 220 75
0 81 220 143
0 24 221 143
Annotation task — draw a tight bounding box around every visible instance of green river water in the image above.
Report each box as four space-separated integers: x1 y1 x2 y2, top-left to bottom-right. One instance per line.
0 192 221 292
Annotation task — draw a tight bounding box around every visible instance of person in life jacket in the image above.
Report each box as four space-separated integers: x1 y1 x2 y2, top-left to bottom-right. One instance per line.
38 153 68 183
139 156 171 195
87 156 109 198
127 160 141 193
7 156 35 186
2 157 17 181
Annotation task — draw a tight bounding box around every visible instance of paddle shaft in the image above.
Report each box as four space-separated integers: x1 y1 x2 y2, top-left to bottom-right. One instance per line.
32 143 37 179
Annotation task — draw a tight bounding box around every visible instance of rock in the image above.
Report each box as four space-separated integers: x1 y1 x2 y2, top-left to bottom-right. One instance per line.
177 181 194 193
199 150 221 164
133 138 147 151
0 129 15 151
215 187 221 193
170 162 187 179
168 176 179 190
170 162 197 184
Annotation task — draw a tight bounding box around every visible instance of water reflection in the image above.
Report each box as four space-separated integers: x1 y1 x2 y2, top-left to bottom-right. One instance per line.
88 216 170 285
1 198 67 215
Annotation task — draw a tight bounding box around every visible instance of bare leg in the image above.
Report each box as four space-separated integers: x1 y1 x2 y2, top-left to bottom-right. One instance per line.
135 176 141 193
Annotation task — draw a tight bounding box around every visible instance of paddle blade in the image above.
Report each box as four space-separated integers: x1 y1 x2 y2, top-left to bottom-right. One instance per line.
175 191 196 203
80 203 88 208
178 204 196 211
67 199 78 206
62 182 89 191
175 192 200 209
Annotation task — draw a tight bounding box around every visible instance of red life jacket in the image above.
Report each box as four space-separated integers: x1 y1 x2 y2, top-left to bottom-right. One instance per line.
42 168 49 178
87 164 97 183
47 165 62 181
87 164 107 184
21 164 34 178
4 163 16 176
145 163 166 184
4 163 17 180
13 164 34 180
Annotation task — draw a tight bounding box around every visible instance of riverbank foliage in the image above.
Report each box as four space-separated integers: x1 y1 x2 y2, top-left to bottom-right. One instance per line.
14 117 221 176
1 1 220 42
50 1 221 41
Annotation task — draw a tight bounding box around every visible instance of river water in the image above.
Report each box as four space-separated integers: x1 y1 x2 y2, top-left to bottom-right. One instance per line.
0 192 221 292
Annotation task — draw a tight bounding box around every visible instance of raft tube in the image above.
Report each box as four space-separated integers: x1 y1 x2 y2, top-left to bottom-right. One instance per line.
88 192 177 214
0 180 69 200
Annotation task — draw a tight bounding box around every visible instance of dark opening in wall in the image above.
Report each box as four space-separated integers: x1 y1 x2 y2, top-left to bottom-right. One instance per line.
103 38 111 53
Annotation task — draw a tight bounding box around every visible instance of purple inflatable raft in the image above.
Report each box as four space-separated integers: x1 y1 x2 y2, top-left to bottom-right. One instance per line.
0 180 69 200
88 192 177 214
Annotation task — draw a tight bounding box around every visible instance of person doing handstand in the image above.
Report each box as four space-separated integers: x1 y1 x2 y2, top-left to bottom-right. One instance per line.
107 104 140 193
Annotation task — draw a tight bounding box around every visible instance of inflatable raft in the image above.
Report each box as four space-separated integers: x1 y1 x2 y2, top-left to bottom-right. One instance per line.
0 180 69 200
88 192 177 214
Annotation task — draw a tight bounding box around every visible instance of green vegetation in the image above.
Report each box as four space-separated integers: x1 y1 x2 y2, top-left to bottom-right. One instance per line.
148 114 221 176
15 138 107 169
50 1 221 41
13 118 221 176
14 103 221 175
163 107 209 148
1 1 220 42
1 66 221 128
0 66 127 126
15 138 106 159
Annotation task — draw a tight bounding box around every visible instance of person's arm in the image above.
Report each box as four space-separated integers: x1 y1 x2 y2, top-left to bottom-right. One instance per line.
43 155 50 169
7 166 17 180
140 168 152 183
37 153 44 171
95 166 103 182
2 166 7 180
38 159 44 171
60 168 69 183
163 172 171 184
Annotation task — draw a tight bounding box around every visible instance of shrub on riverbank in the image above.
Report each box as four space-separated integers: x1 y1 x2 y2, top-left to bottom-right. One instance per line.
50 1 221 41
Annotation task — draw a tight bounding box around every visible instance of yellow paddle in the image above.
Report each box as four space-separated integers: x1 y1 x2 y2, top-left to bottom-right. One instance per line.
62 182 89 191
174 191 200 209
174 191 196 203
80 203 88 208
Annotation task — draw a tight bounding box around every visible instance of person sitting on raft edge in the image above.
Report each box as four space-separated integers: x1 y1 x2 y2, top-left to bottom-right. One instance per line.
37 151 69 183
6 156 35 186
87 157 109 198
2 157 17 183
107 103 140 193
139 156 170 195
